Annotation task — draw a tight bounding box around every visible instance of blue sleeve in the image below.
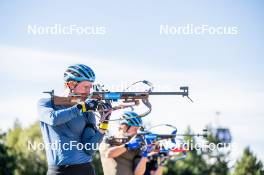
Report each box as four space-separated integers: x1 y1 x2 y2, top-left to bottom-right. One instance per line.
37 98 81 126
81 126 104 156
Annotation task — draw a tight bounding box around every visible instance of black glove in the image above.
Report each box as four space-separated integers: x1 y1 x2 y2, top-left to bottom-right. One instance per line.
98 102 112 130
77 99 98 112
98 102 112 121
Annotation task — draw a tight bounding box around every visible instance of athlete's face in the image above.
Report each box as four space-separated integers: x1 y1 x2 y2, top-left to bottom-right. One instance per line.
72 81 93 96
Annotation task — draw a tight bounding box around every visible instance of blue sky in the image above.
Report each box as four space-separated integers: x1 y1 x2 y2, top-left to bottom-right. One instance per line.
0 0 264 165
0 1 263 77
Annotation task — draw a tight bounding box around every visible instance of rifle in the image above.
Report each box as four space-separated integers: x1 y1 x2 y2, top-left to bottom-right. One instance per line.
105 132 176 147
136 128 207 162
148 147 188 165
44 87 191 106
43 81 193 119
105 125 207 163
136 131 177 145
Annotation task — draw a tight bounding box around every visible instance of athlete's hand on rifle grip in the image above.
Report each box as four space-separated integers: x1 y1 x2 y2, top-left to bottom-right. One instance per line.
98 102 112 131
141 145 153 157
77 100 98 112
124 137 142 150
98 102 112 122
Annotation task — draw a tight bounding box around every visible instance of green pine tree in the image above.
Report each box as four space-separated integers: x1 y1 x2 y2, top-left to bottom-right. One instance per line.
5 120 47 175
233 147 264 175
0 131 16 175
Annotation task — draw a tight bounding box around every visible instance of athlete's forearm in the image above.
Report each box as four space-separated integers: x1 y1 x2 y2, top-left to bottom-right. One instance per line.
154 166 164 175
106 145 127 158
38 99 80 126
134 157 148 175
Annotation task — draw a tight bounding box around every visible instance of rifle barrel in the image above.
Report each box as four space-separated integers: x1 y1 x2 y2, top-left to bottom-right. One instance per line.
149 92 187 95
91 91 188 96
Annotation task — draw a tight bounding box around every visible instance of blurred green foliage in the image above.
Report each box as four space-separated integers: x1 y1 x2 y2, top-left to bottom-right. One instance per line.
0 121 263 175
234 147 264 175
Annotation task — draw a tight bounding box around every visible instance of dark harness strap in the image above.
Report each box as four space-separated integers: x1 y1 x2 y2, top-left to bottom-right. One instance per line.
84 123 97 131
